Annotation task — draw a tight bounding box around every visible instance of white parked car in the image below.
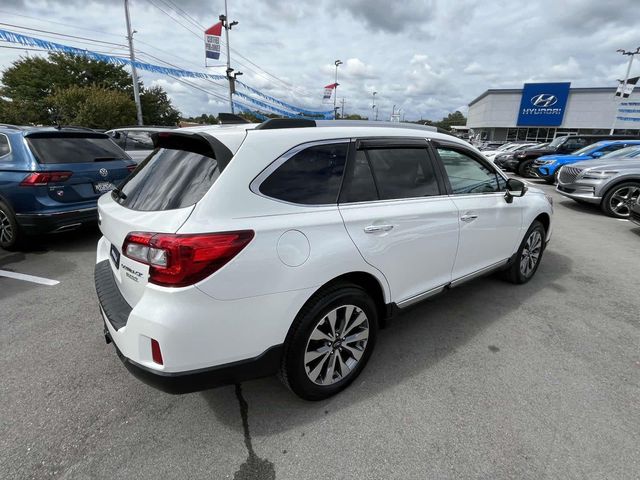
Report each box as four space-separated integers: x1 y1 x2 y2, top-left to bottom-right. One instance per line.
95 119 553 400
482 142 538 163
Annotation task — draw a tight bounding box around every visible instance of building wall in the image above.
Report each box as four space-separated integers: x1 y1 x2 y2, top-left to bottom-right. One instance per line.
467 88 640 141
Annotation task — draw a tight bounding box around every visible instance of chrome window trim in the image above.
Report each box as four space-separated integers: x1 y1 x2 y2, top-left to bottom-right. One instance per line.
0 133 12 160
249 138 351 208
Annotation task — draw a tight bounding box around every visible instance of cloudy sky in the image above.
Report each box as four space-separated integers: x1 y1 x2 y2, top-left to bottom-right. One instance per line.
1 0 639 121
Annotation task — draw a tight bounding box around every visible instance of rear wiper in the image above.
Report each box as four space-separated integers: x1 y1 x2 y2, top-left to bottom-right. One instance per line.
94 156 120 162
112 187 127 200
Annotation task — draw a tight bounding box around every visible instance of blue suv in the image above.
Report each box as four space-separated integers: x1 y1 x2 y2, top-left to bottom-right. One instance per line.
532 140 640 184
0 126 135 249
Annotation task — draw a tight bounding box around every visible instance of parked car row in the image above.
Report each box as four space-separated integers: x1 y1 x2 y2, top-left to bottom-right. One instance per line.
488 134 640 221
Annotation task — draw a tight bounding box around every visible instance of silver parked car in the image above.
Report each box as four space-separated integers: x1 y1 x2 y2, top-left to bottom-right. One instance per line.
105 126 176 163
556 145 640 218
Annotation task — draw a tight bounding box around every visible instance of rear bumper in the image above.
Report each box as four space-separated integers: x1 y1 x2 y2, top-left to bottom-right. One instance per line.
105 325 282 394
15 206 97 234
94 243 308 393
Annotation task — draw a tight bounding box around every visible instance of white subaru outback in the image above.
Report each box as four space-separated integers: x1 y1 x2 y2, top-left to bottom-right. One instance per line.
95 119 553 400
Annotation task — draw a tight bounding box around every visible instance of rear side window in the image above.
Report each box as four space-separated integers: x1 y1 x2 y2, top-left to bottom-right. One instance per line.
0 134 10 157
259 143 347 205
339 150 378 203
367 148 439 200
116 148 219 211
26 135 127 164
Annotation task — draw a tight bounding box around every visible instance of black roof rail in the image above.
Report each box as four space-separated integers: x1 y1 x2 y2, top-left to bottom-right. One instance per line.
255 118 317 130
109 125 178 129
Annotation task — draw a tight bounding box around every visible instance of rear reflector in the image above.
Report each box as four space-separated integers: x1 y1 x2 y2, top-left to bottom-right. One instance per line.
122 230 254 287
127 164 137 172
151 339 163 365
20 171 73 186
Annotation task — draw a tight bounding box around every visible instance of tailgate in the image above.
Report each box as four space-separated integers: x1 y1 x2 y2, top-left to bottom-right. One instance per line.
98 194 195 307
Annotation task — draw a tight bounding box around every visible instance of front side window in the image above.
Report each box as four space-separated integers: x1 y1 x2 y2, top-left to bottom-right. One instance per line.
437 148 501 195
366 148 439 200
259 143 347 205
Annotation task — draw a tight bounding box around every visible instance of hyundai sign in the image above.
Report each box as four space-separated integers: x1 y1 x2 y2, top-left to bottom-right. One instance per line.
516 82 571 126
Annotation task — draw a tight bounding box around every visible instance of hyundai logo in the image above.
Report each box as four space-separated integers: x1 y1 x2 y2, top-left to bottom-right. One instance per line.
531 94 558 107
99 168 109 178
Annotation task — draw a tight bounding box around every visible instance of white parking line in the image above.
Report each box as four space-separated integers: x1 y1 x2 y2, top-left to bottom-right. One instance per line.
0 270 60 286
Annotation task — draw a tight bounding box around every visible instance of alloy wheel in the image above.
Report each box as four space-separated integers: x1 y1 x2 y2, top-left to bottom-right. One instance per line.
304 304 369 386
520 230 542 278
0 209 13 244
608 185 640 217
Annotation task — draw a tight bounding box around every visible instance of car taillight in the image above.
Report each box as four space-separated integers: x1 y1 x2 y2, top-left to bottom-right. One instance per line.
20 171 73 186
127 164 137 172
122 230 255 287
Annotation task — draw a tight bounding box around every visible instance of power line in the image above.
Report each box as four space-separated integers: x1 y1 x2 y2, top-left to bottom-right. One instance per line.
0 22 127 48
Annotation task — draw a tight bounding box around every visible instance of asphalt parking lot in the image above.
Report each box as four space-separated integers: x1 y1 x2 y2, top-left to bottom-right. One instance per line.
1 181 639 480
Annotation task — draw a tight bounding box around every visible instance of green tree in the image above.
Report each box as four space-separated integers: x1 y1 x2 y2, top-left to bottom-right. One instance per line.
0 53 180 126
436 110 467 131
49 85 136 129
140 85 180 125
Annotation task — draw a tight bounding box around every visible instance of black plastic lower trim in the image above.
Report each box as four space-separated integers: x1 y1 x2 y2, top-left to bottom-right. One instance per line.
112 340 284 394
95 260 131 330
16 207 97 234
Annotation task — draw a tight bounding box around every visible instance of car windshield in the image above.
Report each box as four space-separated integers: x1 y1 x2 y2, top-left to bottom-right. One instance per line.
572 143 604 156
548 136 568 148
602 145 640 158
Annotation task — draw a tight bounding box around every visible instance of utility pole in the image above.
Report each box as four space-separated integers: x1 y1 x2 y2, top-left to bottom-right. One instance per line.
220 0 239 113
372 91 377 120
340 98 346 118
610 47 640 134
334 59 342 118
124 0 143 125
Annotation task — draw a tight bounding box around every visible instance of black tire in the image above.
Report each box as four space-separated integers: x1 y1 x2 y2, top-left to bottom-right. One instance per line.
0 200 20 250
601 182 640 218
544 170 559 185
279 282 378 401
504 220 546 284
518 159 534 177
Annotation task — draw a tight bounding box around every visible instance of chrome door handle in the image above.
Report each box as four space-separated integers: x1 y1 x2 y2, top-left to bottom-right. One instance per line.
460 214 478 222
364 224 394 233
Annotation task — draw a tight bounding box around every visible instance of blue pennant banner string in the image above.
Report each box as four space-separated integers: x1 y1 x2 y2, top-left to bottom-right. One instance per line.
236 80 333 116
620 102 640 106
618 108 640 114
0 28 331 116
234 91 333 119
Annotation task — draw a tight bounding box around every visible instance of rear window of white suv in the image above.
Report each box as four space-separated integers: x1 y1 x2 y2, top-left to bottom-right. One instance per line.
114 148 220 211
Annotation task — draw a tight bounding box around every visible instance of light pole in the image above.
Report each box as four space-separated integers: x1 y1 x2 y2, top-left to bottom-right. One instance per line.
220 0 239 114
124 0 143 125
610 46 640 134
372 91 377 120
334 59 342 117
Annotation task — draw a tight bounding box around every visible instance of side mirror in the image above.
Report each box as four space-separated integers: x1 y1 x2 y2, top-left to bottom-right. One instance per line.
112 131 121 139
504 178 528 204
591 151 604 158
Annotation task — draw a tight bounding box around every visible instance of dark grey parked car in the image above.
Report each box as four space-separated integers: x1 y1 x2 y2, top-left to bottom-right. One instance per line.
556 147 640 218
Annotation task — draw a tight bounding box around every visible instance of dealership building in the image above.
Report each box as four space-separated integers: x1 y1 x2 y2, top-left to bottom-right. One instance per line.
466 83 640 142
